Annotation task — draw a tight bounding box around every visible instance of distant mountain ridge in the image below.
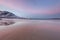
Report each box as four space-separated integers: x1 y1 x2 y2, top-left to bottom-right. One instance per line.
0 11 60 20
0 11 26 19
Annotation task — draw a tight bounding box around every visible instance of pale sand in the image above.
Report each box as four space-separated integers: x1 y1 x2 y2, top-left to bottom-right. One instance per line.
0 20 60 40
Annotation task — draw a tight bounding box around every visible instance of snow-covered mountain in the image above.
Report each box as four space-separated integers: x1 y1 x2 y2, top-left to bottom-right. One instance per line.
0 11 25 19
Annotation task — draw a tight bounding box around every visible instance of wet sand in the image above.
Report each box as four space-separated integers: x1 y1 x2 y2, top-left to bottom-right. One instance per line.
0 20 60 40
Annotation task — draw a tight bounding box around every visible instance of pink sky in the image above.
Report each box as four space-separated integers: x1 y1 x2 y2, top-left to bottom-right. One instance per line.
0 0 60 14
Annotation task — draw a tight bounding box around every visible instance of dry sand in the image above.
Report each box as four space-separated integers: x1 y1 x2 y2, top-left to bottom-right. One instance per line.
0 20 60 40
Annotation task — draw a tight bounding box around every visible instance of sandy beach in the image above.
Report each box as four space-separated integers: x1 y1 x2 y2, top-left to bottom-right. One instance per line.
0 20 60 40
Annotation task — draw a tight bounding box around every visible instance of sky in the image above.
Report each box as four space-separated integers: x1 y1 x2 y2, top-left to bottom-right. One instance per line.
0 0 60 18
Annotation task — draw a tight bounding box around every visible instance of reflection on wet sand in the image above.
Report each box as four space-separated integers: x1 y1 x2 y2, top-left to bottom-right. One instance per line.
0 20 60 40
